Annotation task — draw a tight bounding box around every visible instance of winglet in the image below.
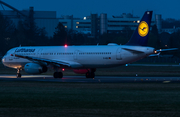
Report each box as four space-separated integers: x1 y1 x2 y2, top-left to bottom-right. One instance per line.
126 11 153 46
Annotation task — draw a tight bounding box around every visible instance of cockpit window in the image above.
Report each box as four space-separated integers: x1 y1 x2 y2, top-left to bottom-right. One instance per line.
4 48 17 56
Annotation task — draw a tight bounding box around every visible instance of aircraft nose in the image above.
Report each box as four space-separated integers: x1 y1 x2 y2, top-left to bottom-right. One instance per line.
1 56 6 64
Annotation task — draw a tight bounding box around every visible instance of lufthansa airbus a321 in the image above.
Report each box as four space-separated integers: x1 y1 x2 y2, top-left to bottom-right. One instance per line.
1 11 175 78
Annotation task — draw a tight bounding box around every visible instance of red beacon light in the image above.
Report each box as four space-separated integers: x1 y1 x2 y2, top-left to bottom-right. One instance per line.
64 44 68 48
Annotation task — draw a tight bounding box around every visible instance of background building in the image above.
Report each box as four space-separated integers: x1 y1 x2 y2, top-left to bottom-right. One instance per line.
0 1 163 37
0 7 59 37
59 13 161 37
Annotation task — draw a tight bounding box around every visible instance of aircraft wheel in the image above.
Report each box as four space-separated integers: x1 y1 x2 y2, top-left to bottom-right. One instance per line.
58 72 63 78
91 72 95 78
53 72 63 78
86 72 90 78
53 72 58 78
17 73 21 78
86 72 95 78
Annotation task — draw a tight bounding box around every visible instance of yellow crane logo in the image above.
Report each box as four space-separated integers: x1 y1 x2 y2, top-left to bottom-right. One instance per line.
138 21 149 37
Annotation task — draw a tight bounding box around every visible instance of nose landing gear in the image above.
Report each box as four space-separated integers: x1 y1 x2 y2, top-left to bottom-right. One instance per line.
17 69 21 78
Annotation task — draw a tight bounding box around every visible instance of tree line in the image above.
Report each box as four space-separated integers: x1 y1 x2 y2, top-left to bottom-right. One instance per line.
0 12 180 56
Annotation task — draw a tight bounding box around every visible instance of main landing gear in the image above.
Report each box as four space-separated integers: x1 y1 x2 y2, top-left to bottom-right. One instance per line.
86 68 96 78
53 72 63 78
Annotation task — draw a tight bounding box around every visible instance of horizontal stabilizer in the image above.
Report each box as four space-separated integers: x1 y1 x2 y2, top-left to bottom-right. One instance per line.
148 52 161 57
149 48 178 57
155 48 178 53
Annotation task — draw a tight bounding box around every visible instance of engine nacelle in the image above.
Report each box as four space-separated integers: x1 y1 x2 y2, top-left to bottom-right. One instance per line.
24 63 47 74
73 69 88 74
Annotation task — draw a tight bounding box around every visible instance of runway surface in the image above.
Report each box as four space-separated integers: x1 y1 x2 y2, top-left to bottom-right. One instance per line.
0 75 180 83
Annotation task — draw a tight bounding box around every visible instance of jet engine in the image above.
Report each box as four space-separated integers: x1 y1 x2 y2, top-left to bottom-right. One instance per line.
24 63 47 74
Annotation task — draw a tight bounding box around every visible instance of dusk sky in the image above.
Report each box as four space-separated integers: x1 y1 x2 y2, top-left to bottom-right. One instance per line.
1 0 180 19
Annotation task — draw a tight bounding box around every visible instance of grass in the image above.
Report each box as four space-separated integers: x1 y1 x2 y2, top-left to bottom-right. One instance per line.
1 62 180 116
0 82 180 116
96 66 180 76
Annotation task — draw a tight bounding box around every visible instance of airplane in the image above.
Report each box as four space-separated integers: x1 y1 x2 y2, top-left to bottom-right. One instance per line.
1 11 176 78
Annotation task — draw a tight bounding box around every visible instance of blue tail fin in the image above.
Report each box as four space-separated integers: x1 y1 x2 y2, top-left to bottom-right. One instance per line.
126 11 153 46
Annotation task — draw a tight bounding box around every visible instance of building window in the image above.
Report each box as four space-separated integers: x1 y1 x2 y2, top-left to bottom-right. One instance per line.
79 22 91 24
108 25 121 27
77 26 91 28
60 22 67 24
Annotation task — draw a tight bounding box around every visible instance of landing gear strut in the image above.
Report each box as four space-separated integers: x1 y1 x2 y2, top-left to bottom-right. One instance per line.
53 72 63 78
17 69 21 78
86 72 95 78
86 68 96 78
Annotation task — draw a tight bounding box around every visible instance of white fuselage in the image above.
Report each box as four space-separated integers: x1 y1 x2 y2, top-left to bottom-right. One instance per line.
2 45 155 69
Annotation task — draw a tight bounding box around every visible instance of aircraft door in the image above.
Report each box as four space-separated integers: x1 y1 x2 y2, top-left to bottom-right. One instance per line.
37 49 43 58
74 50 79 60
116 48 122 60
9 50 17 61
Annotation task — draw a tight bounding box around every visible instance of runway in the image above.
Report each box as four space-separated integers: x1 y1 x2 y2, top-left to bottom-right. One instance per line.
0 75 180 83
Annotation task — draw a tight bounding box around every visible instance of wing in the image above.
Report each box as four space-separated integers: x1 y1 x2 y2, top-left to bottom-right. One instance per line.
14 54 83 68
122 48 144 54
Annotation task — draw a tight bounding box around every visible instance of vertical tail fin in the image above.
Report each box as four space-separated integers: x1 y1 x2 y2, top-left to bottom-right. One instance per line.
126 11 153 46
